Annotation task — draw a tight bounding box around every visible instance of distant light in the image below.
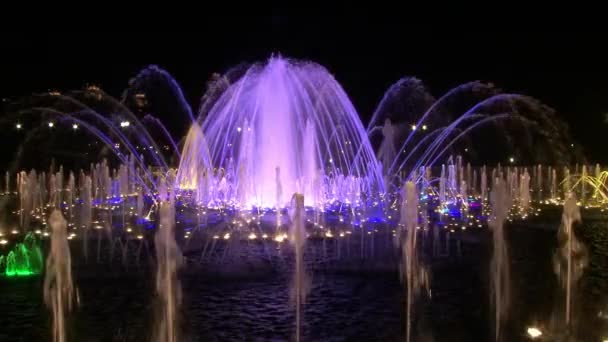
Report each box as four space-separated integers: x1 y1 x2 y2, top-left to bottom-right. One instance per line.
509 157 515 163
571 143 574 148
212 235 219 239
262 233 268 239
237 127 242 132
43 232 49 237
72 124 78 130
35 230 41 234
329 158 333 164
223 233 230 240
526 327 542 339
137 235 143 240
120 121 130 127
411 124 417 131
274 233 287 243
0 239 7 245
48 122 54 128
11 230 18 234
248 232 257 240
464 148 468 152
422 124 427 130
15 123 22 129
325 231 334 238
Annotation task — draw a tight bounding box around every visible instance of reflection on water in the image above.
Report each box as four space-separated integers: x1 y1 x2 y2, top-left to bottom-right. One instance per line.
0 223 606 341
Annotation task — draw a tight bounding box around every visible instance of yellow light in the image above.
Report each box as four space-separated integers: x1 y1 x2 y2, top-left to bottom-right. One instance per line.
325 231 333 238
137 235 143 240
509 157 515 163
422 124 427 130
223 233 230 240
126 228 132 233
248 233 257 240
72 124 78 130
35 230 41 234
262 234 268 239
48 122 54 128
0 239 7 245
526 327 542 339
11 230 18 234
43 232 49 237
274 234 287 243
15 123 22 129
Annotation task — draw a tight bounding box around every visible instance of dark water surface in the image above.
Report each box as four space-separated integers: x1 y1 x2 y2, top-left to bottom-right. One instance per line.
1 220 607 341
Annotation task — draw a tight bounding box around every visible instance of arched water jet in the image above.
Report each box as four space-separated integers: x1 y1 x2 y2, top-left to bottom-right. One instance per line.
195 57 384 208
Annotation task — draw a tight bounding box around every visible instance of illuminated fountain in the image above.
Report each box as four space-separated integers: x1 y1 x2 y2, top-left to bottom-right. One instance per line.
0 232 43 276
489 178 511 341
553 192 588 335
154 194 182 342
2 56 603 341
397 181 429 342
43 210 76 342
178 57 384 208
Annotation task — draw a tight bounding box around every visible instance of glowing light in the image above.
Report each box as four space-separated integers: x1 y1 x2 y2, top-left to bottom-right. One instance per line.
120 121 130 127
526 327 542 339
48 122 54 128
72 124 78 130
422 124 427 130
248 233 257 240
237 127 242 132
137 235 143 240
0 239 7 245
339 232 345 237
126 228 132 233
11 230 18 235
15 123 21 129
212 235 219 239
325 231 333 238
509 157 515 163
411 124 417 131
274 234 287 243
35 230 41 235
43 232 49 237
223 233 230 240
262 233 268 239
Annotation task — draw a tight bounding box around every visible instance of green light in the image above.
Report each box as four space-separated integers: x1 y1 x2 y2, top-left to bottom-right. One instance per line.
1 232 43 277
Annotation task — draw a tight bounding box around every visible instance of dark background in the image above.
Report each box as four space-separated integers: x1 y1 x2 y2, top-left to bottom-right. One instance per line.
1 23 607 166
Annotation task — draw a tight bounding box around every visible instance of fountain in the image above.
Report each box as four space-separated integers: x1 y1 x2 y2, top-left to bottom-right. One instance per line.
43 210 76 342
0 232 43 276
180 56 384 208
154 195 182 342
289 193 310 342
489 178 512 341
0 55 600 341
553 192 588 335
398 181 429 342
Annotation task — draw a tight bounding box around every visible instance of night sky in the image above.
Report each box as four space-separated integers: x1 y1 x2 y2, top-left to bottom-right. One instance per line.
2 24 607 163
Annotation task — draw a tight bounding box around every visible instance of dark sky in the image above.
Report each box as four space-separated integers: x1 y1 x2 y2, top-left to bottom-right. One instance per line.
2 23 608 162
